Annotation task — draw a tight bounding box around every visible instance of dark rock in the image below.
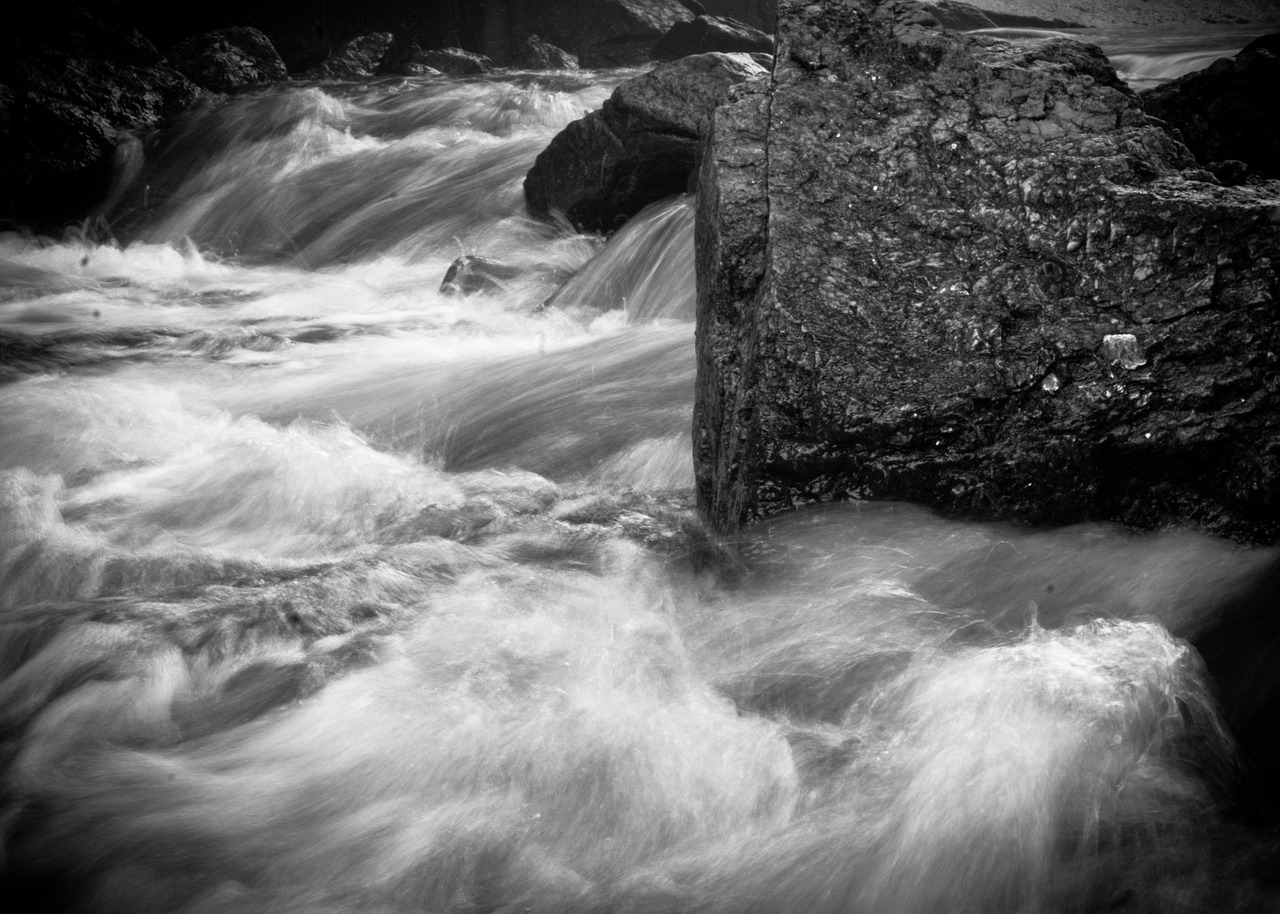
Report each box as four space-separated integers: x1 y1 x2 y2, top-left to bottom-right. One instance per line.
524 51 769 233
440 255 524 296
513 35 579 70
170 27 288 91
653 14 775 60
415 47 492 76
304 32 394 80
1141 33 1280 183
571 0 695 67
0 8 202 230
695 0 1280 544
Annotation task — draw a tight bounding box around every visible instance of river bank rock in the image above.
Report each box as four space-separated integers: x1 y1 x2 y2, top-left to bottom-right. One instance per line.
416 47 493 75
170 27 288 90
0 8 202 230
525 51 768 233
1141 33 1280 184
304 32 394 80
695 0 1280 543
514 35 579 70
653 14 775 60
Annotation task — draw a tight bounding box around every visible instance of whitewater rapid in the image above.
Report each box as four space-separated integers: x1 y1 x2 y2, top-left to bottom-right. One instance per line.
1 33 1277 914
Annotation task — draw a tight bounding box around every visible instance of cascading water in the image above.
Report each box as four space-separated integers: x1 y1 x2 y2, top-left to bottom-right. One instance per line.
1 39 1278 914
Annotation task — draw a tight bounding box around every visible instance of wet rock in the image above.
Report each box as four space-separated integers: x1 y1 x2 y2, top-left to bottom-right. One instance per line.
514 35 579 70
440 255 524 296
1141 33 1280 183
0 8 202 229
170 27 288 91
653 14 775 60
695 0 1280 543
524 51 769 233
415 47 493 76
304 32 394 80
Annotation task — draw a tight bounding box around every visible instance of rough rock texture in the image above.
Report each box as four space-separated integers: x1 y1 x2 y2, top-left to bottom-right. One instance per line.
416 47 493 76
653 14 775 60
0 8 202 229
525 52 769 233
695 0 1280 543
304 32 394 80
514 34 579 69
171 27 288 90
1141 33 1280 184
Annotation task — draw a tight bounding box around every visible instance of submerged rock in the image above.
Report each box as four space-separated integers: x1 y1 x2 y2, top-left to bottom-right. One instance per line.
653 14 775 60
695 0 1280 543
304 32 394 80
1141 33 1280 183
171 27 288 91
524 51 769 233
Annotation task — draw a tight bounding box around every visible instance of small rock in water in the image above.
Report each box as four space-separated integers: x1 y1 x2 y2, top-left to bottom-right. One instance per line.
440 256 523 296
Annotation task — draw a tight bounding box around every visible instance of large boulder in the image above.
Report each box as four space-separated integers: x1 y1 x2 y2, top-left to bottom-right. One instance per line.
0 8 202 230
303 31 394 80
1141 33 1280 184
694 0 1280 543
653 14 775 60
170 27 288 91
525 51 769 233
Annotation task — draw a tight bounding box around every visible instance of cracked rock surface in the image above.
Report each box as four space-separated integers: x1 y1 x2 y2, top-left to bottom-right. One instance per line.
695 0 1280 542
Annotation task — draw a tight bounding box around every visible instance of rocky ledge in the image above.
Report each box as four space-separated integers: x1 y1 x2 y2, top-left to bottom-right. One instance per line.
694 0 1280 543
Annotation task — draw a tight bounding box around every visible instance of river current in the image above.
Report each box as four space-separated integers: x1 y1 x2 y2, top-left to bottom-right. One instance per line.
1 29 1277 914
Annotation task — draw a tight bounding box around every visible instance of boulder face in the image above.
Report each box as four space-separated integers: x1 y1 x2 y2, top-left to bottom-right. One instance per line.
695 0 1280 543
1141 33 1280 184
171 27 288 90
653 14 775 60
525 51 769 233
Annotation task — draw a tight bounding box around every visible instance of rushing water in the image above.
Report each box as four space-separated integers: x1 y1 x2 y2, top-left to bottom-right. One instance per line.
1 34 1278 914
